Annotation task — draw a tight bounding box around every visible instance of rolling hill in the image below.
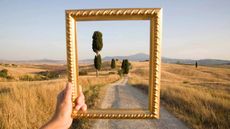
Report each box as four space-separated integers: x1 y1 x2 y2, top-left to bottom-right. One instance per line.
1 53 230 66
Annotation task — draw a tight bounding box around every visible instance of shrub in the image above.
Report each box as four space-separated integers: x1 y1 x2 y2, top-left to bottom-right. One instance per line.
19 75 34 81
12 64 17 67
0 69 8 78
118 69 123 77
33 74 47 81
6 76 14 80
38 71 59 80
109 71 115 74
79 71 88 76
3 64 9 67
0 69 14 80
183 81 189 84
46 71 59 79
19 71 60 81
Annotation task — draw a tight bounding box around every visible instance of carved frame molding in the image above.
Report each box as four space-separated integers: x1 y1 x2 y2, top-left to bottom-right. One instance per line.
65 8 162 119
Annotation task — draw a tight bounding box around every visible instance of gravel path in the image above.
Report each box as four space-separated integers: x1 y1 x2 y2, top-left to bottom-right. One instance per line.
91 77 189 129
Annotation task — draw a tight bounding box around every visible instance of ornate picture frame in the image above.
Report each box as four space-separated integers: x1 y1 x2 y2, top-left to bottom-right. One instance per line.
65 8 162 119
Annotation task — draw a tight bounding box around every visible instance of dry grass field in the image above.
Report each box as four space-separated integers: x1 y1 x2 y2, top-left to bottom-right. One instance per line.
129 62 230 129
1 61 230 129
0 63 119 129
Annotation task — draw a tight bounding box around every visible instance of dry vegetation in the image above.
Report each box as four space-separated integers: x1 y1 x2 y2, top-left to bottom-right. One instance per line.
0 64 66 81
0 63 119 129
1 61 230 129
128 62 230 129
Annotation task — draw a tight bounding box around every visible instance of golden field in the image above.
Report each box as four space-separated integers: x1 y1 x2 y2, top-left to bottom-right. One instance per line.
129 62 230 129
0 64 119 129
1 62 230 129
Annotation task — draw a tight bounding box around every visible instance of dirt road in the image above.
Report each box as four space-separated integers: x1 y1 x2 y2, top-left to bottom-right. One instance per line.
91 77 189 129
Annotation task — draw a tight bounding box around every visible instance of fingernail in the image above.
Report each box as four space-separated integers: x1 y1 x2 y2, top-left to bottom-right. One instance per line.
75 105 80 111
82 105 87 112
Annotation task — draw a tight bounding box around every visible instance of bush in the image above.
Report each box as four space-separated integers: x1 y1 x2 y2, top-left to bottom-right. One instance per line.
19 75 34 81
12 64 17 67
0 69 14 80
46 71 59 79
118 69 123 77
109 71 115 74
4 64 9 67
183 81 189 84
0 69 8 78
33 74 48 81
19 71 60 81
79 71 88 76
6 76 14 80
38 71 59 80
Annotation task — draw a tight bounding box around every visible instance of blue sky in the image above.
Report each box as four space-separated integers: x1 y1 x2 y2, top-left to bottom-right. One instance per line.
0 0 229 60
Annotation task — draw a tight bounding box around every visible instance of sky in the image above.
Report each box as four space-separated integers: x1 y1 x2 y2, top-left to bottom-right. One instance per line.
0 0 230 60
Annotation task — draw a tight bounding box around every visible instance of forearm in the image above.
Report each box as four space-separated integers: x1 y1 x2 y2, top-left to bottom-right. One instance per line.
40 118 64 129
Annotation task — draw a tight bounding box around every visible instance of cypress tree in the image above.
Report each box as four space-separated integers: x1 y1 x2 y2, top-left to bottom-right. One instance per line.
94 54 102 72
92 31 103 77
121 60 125 70
124 59 130 74
121 59 130 74
111 59 116 69
92 31 103 55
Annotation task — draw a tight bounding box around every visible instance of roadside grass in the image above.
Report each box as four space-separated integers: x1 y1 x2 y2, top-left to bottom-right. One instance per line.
128 63 230 129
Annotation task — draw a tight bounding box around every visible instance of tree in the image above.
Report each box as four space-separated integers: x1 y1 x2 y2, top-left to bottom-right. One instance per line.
121 59 130 74
121 59 125 70
92 31 103 77
124 60 130 74
92 31 103 55
111 59 116 69
94 54 102 75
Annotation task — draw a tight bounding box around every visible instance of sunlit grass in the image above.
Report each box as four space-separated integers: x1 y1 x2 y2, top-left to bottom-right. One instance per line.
0 74 119 129
129 63 230 129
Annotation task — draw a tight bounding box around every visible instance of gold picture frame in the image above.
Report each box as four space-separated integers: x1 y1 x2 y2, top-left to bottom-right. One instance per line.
65 8 162 119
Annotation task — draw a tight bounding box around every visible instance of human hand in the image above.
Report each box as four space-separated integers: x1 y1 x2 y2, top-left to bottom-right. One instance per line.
41 83 87 129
